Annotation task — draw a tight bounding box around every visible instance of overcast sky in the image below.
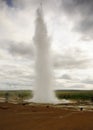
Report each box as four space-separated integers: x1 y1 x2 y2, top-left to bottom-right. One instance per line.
0 0 93 90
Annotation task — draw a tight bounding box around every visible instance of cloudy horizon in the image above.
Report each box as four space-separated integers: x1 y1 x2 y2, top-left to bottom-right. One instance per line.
0 0 93 90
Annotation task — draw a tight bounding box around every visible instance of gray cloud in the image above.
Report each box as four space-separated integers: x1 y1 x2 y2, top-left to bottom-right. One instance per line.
61 74 71 80
61 0 93 39
82 78 93 85
0 40 35 59
8 42 35 59
0 0 93 91
54 48 90 69
2 0 93 41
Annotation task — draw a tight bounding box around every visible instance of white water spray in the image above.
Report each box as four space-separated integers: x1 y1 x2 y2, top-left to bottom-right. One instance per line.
32 5 58 103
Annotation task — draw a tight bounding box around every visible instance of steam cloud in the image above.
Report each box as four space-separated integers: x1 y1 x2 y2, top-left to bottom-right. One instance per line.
32 6 57 103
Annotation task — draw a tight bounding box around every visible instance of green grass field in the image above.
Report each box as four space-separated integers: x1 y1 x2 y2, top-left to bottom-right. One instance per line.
0 90 32 103
55 90 93 101
0 90 93 103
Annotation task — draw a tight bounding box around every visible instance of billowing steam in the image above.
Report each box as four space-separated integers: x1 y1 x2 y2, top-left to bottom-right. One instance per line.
32 6 58 103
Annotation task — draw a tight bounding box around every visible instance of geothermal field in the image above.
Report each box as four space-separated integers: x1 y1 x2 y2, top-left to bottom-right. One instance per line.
1 1 93 130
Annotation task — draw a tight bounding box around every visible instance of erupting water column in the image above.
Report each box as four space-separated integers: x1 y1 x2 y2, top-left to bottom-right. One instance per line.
32 5 57 103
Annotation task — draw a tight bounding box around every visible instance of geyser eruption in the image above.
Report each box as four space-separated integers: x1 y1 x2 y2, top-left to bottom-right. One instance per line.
32 5 57 103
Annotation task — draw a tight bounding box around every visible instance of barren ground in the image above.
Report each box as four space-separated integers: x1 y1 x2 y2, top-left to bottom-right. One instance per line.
0 102 93 130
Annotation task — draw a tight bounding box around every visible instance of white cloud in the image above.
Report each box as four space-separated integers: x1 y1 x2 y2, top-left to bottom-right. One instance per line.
0 0 93 90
